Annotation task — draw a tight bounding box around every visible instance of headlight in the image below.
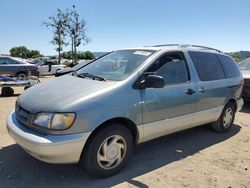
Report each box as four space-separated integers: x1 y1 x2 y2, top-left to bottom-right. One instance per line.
33 113 76 130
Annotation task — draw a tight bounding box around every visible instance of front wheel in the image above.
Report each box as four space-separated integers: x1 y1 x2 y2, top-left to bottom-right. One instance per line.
212 102 236 132
80 124 134 178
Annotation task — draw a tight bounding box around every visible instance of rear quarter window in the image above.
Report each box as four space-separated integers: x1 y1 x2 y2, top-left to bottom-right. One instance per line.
188 51 225 81
217 54 241 78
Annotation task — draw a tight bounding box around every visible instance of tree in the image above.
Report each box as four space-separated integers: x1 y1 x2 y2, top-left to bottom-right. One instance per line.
62 50 95 60
64 5 90 65
227 53 241 63
61 51 72 59
10 46 43 58
10 46 30 58
44 9 68 64
29 50 43 58
83 51 95 60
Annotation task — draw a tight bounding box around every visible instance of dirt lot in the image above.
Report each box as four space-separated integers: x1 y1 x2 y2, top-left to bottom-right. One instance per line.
0 77 250 188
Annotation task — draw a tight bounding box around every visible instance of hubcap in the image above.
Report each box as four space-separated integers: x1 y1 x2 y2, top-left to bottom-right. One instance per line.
97 135 126 169
17 73 26 79
223 108 233 128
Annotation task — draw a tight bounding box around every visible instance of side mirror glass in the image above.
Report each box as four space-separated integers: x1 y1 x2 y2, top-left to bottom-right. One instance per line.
144 75 165 88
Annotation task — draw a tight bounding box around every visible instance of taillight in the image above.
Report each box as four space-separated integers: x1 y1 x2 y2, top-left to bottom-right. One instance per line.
239 79 244 97
240 79 244 86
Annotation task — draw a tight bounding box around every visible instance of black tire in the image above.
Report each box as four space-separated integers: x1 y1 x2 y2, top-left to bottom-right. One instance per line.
1 87 14 97
80 124 134 178
212 102 236 133
15 72 27 79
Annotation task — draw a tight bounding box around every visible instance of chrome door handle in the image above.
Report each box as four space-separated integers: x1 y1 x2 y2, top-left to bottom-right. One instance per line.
185 88 196 95
199 87 206 93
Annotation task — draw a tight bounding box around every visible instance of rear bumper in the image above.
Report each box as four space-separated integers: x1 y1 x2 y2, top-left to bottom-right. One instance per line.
31 70 40 77
6 110 91 164
236 98 244 112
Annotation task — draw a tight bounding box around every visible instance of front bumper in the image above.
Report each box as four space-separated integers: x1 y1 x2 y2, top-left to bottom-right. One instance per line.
6 110 91 164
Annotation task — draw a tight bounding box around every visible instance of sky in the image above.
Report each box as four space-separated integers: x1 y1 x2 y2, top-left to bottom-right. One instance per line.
0 0 250 55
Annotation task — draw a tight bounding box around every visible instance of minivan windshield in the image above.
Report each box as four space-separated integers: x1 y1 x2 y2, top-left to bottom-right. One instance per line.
238 58 250 70
76 50 156 81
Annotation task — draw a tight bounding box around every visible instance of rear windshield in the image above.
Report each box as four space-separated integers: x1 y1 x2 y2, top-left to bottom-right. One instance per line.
77 50 156 81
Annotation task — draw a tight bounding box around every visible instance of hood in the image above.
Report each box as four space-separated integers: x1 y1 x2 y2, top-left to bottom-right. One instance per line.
241 70 250 79
18 75 116 113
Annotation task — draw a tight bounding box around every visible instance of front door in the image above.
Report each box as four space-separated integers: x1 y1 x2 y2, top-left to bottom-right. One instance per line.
141 52 197 142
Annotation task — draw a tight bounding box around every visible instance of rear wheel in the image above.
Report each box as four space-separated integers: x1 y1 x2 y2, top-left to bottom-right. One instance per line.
212 102 236 132
1 87 14 97
15 72 27 79
80 124 134 178
55 69 62 75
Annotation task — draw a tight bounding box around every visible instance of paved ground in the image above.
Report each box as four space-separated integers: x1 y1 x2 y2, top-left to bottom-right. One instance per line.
0 77 250 188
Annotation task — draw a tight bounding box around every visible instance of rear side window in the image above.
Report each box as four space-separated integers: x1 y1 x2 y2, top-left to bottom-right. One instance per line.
189 51 225 81
0 58 11 65
217 54 241 78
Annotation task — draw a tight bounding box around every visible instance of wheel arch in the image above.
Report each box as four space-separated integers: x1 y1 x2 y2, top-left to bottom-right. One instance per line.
83 117 140 150
15 71 27 77
227 98 237 110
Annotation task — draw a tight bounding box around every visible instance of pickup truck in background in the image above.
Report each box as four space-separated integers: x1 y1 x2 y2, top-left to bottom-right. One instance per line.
34 59 66 76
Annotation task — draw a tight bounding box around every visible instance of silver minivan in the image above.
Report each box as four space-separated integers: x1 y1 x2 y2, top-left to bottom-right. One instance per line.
7 44 244 177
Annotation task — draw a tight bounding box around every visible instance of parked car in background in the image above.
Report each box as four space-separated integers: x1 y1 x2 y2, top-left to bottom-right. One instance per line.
34 59 65 76
55 60 91 77
7 44 243 178
238 58 250 100
0 56 39 78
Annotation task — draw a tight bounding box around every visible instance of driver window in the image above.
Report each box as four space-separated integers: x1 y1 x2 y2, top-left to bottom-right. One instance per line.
146 52 189 85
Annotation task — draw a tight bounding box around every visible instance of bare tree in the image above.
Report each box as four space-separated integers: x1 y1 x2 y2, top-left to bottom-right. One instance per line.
44 9 68 64
64 5 90 65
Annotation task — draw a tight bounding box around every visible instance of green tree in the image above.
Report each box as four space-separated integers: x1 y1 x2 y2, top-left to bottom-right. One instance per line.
227 53 241 63
10 46 30 58
83 51 95 60
28 50 43 58
64 5 90 65
10 46 43 58
61 51 72 59
62 50 95 60
44 9 68 64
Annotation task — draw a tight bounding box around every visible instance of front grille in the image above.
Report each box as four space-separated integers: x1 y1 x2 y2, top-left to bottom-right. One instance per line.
15 104 33 126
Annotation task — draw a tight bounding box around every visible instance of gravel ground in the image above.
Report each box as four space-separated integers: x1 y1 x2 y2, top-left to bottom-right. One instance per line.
0 76 249 188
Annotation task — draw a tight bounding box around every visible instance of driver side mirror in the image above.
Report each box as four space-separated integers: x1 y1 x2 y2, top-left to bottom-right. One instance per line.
143 75 165 88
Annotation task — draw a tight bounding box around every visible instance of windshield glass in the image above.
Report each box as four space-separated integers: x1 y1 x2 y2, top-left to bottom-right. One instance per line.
238 58 250 70
73 61 90 70
76 50 156 81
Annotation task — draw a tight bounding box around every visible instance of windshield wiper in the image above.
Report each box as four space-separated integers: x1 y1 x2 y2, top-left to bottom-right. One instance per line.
79 72 106 81
72 70 82 77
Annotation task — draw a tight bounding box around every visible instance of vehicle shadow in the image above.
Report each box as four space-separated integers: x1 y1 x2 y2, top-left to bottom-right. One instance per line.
240 101 250 113
0 124 241 188
0 94 20 98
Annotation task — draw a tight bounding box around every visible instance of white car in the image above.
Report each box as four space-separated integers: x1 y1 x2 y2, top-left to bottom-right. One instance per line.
36 60 66 75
